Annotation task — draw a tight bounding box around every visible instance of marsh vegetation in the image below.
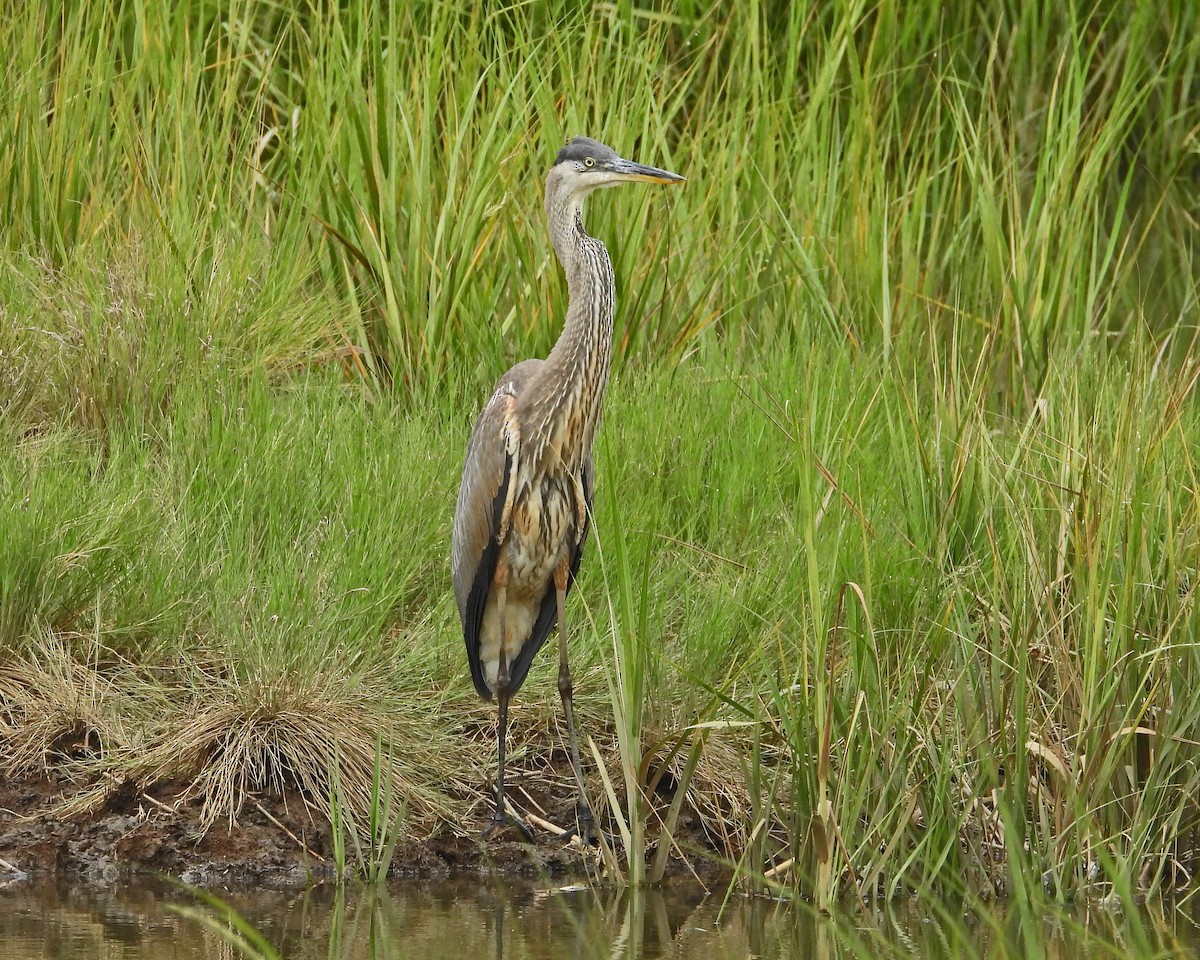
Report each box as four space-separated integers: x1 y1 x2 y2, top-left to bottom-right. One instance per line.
2 0 1199 915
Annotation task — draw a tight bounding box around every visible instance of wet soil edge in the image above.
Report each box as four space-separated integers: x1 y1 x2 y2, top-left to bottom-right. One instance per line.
0 773 727 890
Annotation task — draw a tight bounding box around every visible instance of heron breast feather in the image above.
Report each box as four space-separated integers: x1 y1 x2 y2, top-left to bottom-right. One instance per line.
505 480 576 593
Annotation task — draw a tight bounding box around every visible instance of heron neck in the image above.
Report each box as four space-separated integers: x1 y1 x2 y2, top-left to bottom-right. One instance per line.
528 190 615 470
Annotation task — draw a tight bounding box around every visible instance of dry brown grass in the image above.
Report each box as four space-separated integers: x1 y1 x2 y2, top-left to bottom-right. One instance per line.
152 673 478 833
0 634 755 871
0 639 475 838
0 633 131 778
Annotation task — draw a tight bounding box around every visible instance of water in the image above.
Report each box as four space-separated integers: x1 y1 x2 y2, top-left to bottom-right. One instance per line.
1 878 1198 960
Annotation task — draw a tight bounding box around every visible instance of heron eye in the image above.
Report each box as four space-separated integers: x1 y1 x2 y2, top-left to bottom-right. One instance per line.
584 157 595 168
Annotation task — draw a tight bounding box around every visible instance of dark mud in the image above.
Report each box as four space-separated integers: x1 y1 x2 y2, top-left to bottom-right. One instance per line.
0 772 725 890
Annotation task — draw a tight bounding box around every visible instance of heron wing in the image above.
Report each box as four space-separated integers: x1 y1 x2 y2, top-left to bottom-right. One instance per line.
507 452 594 694
452 361 540 700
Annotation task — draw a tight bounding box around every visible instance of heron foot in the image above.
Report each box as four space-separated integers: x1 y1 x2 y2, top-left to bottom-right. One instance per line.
561 801 596 846
483 811 534 843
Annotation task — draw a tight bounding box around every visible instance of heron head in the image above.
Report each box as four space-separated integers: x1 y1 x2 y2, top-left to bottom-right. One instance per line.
549 136 686 198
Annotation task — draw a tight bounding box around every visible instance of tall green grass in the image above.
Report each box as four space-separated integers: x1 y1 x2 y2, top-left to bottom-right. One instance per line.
1 0 1198 901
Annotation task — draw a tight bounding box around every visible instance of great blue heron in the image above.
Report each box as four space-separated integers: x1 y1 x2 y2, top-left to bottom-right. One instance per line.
452 136 684 840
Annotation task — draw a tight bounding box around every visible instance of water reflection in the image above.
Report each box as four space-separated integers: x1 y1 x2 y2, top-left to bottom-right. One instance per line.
1 878 1198 959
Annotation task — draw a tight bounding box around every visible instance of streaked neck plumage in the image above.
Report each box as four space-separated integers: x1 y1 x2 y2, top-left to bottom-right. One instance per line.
523 170 615 472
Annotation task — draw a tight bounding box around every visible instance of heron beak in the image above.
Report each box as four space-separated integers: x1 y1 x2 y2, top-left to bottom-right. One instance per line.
609 157 686 185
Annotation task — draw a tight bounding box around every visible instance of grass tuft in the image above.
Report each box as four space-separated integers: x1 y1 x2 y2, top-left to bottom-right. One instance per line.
0 632 121 776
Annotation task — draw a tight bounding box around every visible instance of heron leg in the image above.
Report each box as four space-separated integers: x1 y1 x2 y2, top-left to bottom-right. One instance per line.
484 562 531 842
488 653 532 840
555 558 594 844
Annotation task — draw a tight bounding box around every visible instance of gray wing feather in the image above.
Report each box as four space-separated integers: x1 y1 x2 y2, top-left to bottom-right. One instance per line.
452 360 542 698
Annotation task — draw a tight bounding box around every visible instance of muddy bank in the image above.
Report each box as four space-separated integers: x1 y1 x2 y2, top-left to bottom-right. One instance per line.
0 772 725 889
